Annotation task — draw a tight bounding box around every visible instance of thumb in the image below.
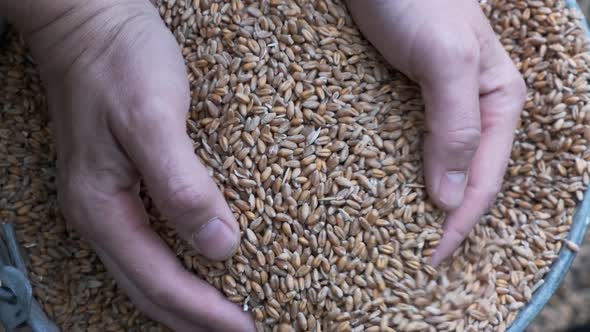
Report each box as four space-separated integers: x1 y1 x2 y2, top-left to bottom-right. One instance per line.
419 39 482 210
111 100 239 261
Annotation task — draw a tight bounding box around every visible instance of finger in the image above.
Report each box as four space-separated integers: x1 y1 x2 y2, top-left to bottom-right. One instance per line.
430 35 526 267
96 248 208 332
429 119 514 266
110 100 239 261
419 35 482 210
66 182 255 331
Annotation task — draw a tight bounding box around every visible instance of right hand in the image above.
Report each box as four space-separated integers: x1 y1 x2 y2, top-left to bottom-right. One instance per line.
16 0 255 330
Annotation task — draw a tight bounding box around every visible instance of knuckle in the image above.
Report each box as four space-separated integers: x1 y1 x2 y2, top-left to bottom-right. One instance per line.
56 158 138 236
443 127 481 157
505 72 527 106
159 175 209 219
449 41 479 66
116 94 187 137
429 31 480 66
121 96 175 131
485 68 527 121
412 26 480 80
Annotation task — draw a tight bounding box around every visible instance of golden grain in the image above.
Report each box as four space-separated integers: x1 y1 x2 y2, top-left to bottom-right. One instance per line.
0 0 588 331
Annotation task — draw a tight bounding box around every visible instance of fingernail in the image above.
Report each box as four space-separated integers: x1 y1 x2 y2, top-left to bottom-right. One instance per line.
192 218 238 260
438 171 467 209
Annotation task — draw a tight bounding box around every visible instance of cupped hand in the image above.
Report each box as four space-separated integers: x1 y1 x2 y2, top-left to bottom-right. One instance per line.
347 0 527 266
22 0 254 330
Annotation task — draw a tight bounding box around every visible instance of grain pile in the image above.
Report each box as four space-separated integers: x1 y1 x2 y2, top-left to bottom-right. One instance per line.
0 0 589 331
528 1 590 331
529 227 590 332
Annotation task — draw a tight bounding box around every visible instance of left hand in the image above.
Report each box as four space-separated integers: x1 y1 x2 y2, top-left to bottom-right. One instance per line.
347 0 527 266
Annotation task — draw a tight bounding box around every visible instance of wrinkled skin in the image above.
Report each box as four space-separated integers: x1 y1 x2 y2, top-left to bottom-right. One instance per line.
0 0 525 330
14 1 254 331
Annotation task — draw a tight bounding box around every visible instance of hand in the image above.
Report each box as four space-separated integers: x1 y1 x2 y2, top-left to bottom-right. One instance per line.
16 0 255 330
347 0 526 266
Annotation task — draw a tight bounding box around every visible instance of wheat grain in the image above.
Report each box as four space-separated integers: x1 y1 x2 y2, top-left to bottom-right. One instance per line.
0 0 588 331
